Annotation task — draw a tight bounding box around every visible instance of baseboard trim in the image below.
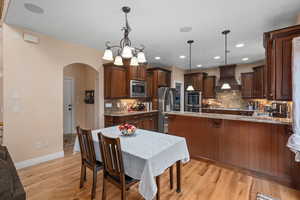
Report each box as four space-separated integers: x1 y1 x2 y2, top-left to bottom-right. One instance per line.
15 151 65 170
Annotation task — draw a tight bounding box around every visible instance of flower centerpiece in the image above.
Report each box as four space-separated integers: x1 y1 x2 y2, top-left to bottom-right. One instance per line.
118 123 137 136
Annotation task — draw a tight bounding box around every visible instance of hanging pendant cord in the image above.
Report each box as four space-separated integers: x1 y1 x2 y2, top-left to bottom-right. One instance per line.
225 33 227 65
189 43 192 72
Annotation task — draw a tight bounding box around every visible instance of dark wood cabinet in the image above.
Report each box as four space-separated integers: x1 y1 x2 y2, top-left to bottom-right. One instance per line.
128 64 146 81
168 114 300 189
241 72 254 99
147 68 171 98
104 64 128 99
252 66 265 99
104 61 147 99
203 76 216 98
104 112 158 131
146 68 171 110
146 71 154 98
264 25 300 101
184 73 206 91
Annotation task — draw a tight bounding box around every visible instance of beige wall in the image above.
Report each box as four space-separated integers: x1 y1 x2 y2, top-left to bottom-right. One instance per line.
297 14 300 24
3 24 104 163
63 63 98 131
0 29 3 122
170 66 185 87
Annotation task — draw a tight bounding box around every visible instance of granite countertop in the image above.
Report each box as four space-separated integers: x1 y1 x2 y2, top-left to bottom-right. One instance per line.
105 110 159 117
202 107 255 112
165 111 292 125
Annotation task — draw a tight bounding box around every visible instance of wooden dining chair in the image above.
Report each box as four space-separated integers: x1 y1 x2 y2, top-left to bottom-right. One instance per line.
76 126 103 200
98 132 139 200
98 132 173 200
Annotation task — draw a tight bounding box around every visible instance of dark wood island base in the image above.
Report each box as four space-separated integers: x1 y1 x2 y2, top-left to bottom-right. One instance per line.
168 113 300 190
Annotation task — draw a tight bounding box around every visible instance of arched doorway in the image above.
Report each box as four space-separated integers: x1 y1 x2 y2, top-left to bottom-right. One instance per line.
63 63 100 152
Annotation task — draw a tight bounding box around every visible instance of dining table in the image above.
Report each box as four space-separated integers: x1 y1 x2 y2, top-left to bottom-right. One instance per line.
73 126 190 200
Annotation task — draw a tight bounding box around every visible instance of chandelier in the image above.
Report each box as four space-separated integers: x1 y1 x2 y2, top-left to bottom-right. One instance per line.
102 6 147 66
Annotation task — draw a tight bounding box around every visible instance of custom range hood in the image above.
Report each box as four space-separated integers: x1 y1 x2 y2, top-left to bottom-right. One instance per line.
216 30 240 91
216 64 240 91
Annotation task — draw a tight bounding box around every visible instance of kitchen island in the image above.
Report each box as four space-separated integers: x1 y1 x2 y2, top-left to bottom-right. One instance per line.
166 111 300 189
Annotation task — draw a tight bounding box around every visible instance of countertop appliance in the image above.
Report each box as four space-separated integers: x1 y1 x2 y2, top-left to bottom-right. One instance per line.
158 87 176 133
130 80 147 98
185 91 202 112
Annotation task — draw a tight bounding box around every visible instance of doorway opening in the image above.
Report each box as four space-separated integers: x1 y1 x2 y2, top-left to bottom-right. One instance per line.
63 63 99 153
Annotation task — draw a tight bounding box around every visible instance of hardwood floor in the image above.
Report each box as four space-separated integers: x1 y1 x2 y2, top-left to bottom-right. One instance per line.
18 150 300 200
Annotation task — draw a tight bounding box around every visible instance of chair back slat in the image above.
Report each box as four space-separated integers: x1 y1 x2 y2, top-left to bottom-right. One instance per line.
98 132 124 177
76 127 96 165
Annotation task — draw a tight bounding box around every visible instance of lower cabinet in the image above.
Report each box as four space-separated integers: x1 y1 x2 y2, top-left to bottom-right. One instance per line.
104 112 158 131
168 114 300 188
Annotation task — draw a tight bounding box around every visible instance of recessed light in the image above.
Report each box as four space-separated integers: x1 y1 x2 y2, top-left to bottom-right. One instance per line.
242 57 249 61
154 56 161 60
236 43 245 48
197 64 202 67
179 55 186 59
214 56 221 60
24 3 44 14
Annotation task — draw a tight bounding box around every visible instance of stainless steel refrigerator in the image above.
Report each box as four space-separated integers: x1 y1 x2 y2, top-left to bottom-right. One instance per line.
158 87 176 133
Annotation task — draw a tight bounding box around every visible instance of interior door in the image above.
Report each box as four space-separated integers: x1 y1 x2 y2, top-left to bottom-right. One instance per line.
63 78 74 134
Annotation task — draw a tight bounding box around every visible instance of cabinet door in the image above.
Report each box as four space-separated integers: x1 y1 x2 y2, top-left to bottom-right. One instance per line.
138 65 146 81
111 67 127 98
203 76 216 98
184 75 193 90
241 72 254 98
157 70 167 86
146 72 153 98
129 66 139 80
253 66 264 98
273 36 294 100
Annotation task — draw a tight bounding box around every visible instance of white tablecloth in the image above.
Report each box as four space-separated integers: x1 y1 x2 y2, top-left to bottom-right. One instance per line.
73 126 190 200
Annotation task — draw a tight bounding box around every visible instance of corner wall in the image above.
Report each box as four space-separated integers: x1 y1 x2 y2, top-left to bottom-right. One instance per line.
3 24 104 163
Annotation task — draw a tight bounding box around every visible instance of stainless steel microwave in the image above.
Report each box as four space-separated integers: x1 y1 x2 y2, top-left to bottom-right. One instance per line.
130 80 147 97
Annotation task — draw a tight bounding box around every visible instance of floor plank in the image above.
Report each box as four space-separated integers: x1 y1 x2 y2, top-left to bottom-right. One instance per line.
18 151 300 200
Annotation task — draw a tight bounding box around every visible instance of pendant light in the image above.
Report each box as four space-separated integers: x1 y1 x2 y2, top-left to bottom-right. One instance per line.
221 30 232 90
186 40 195 91
102 6 147 65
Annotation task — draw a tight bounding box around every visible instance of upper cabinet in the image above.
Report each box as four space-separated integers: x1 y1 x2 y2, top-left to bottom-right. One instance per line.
147 68 171 98
104 63 128 99
264 25 300 101
104 60 147 99
128 64 146 81
184 73 206 91
203 76 216 99
146 68 171 109
252 66 265 99
241 72 254 99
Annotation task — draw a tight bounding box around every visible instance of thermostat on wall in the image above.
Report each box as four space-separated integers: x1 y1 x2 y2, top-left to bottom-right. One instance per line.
23 33 39 44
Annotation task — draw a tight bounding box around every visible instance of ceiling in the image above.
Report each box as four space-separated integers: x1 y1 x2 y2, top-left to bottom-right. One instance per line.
5 0 300 69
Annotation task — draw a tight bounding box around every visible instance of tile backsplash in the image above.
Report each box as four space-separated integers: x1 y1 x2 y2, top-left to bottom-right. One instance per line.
104 99 149 113
203 90 248 108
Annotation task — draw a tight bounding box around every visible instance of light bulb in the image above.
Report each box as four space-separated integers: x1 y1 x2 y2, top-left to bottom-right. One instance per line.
137 52 147 63
114 56 123 66
130 56 139 66
186 85 194 91
121 46 133 58
102 49 113 61
221 83 231 90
